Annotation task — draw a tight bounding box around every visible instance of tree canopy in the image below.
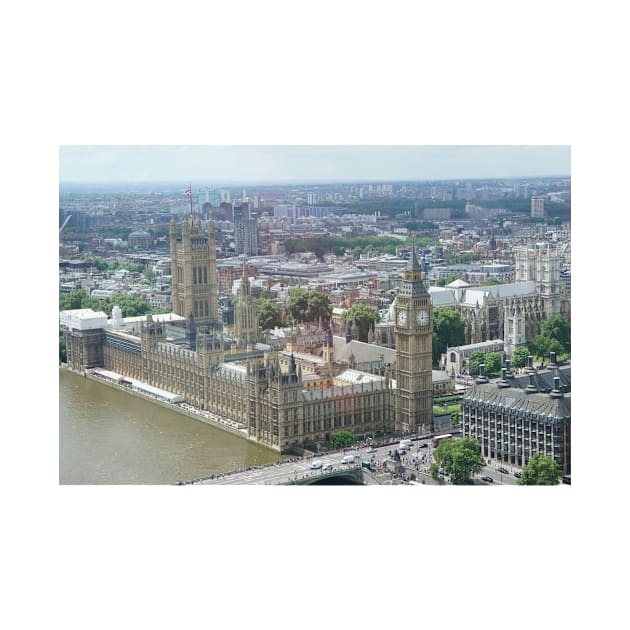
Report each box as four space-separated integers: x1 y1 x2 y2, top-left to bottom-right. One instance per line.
435 274 460 287
285 288 310 323
525 315 571 362
468 351 502 377
285 289 332 324
305 290 333 322
342 303 380 342
283 235 436 259
432 437 485 485
330 430 356 449
59 289 156 318
432 308 466 365
480 277 504 286
539 315 571 354
256 298 283 331
518 454 563 485
511 346 531 368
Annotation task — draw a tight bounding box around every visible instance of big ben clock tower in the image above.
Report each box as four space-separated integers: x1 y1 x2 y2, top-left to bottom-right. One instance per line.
394 245 433 436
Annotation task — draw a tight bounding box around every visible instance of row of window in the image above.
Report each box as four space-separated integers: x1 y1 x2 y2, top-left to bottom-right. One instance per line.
192 267 208 285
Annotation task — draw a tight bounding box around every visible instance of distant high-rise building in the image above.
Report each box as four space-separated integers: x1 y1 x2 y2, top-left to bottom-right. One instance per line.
234 203 258 256
531 196 545 218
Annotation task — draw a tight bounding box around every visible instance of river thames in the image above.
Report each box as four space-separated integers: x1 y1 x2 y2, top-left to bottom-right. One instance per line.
59 368 289 484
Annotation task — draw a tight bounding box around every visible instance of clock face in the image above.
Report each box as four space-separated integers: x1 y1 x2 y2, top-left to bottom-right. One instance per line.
397 310 407 326
416 310 429 326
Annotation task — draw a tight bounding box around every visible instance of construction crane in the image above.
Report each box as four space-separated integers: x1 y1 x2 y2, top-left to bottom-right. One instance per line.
59 214 72 234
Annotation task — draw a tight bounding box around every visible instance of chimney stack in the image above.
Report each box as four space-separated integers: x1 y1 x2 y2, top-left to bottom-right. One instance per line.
504 359 515 379
526 371 538 394
475 363 489 384
497 367 510 388
550 376 564 399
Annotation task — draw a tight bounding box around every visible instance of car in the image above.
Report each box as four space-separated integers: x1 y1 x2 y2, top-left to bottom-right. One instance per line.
514 471 522 478
481 476 494 483
498 467 509 474
419 443 428 449
366 447 377 454
310 460 323 469
323 464 333 472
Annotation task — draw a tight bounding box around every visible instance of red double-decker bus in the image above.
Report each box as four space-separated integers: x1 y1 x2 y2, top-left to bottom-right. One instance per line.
432 433 453 448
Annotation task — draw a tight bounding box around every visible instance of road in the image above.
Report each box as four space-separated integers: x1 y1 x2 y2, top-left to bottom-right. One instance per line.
189 437 522 485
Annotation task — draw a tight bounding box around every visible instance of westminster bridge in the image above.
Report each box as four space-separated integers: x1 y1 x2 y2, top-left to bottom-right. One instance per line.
182 438 441 486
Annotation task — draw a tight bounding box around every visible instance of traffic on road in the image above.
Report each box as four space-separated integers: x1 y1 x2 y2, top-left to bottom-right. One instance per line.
190 435 523 485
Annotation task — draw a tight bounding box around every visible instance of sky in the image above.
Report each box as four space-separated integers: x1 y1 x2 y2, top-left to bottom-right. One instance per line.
59 145 570 185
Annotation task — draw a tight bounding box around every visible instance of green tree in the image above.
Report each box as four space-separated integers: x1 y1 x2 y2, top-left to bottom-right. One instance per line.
518 454 562 485
432 308 466 365
305 290 332 322
435 274 460 287
539 315 571 354
91 257 108 272
458 252 477 263
342 303 380 342
124 262 145 274
330 430 356 449
433 437 485 485
59 289 87 311
430 463 440 480
511 346 531 368
256 298 283 331
481 277 504 286
484 352 503 376
468 351 502 377
286 288 310 323
112 294 151 317
467 351 486 377
529 335 564 362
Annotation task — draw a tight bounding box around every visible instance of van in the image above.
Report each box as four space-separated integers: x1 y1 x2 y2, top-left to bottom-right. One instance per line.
341 455 356 464
399 439 412 450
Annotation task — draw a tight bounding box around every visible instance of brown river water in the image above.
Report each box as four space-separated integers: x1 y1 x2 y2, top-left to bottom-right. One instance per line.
59 368 288 484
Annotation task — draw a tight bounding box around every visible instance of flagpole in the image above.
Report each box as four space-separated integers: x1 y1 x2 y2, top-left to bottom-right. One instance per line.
189 183 193 216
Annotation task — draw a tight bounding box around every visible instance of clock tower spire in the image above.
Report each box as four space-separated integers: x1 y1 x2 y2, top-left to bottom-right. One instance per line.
394 242 433 436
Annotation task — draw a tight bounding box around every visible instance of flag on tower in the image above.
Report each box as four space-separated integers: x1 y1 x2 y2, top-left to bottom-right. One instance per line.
184 185 192 198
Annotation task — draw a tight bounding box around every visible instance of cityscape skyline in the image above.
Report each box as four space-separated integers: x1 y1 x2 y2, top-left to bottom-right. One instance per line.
59 145 571 185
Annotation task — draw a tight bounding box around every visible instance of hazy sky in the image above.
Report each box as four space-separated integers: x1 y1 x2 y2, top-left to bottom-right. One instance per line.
59 145 570 185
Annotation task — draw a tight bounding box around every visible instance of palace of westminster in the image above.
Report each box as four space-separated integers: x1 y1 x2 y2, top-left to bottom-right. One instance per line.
61 213 570 470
